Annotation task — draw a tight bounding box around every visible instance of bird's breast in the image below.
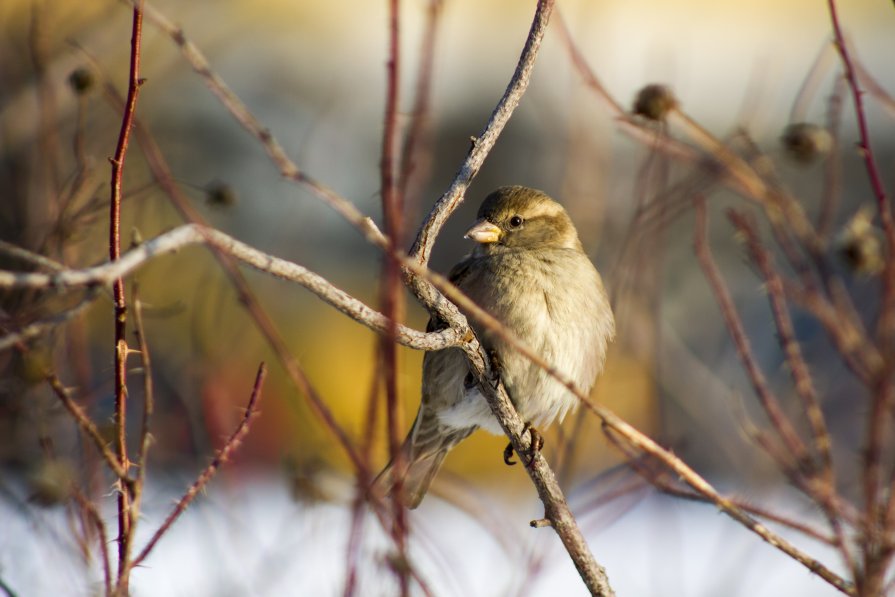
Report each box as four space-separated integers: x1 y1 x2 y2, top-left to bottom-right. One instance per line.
457 249 612 423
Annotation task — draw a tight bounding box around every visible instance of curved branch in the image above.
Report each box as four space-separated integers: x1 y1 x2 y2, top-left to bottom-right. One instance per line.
408 0 554 269
0 224 461 352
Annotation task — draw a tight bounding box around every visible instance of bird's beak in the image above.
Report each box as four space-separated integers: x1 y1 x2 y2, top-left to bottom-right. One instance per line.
464 219 502 244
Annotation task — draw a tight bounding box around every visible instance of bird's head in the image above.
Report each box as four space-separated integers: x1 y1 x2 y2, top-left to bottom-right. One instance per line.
465 186 582 253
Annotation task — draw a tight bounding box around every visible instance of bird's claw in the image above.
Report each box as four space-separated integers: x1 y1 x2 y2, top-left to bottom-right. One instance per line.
503 422 544 467
487 348 502 389
503 441 516 466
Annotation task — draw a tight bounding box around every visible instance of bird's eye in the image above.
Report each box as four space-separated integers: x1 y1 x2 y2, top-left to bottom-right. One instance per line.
508 215 524 229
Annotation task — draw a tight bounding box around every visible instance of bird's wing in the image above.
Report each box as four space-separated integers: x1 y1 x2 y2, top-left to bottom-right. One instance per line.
373 397 474 508
372 259 481 508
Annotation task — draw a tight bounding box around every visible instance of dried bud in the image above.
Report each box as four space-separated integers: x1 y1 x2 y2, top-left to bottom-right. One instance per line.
68 67 95 95
205 181 238 209
781 123 832 164
838 206 884 275
633 84 677 122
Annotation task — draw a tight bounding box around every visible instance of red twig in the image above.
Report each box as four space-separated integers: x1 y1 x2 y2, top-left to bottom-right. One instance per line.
827 4 895 592
380 1 403 461
379 1 410 595
398 0 443 227
128 362 267 572
108 3 143 587
826 1 892 238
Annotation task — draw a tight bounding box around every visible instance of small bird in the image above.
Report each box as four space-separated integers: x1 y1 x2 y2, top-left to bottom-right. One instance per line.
376 186 615 508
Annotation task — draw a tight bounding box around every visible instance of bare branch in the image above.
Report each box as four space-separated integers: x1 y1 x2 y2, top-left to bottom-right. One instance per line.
127 284 154 584
728 212 833 473
379 2 411 594
0 294 98 352
408 0 555 268
692 202 811 469
0 224 461 352
70 487 112 597
128 362 266 572
108 4 144 587
45 373 130 481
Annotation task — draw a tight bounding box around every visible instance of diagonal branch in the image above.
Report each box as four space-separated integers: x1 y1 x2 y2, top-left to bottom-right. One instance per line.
408 0 555 269
127 362 266 572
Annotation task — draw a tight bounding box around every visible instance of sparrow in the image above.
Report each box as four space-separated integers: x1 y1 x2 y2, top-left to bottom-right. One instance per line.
376 186 615 508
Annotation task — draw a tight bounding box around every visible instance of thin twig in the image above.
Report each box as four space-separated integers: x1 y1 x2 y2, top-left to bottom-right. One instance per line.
691 202 854 594
789 41 837 123
0 239 66 272
692 202 811 469
603 430 837 546
128 284 154 583
128 362 266 571
0 293 99 352
728 212 835 473
818 75 846 239
827 0 894 248
70 487 112 597
45 373 129 481
780 278 881 382
596 405 854 595
129 0 387 250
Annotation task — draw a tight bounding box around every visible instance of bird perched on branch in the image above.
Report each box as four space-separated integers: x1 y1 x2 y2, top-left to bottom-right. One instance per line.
376 186 615 508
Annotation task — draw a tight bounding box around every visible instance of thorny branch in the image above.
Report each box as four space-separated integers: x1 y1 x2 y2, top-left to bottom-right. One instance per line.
127 362 267 573
107 4 143 588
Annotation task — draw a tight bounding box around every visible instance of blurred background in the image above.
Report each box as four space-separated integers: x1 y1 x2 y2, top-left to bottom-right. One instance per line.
0 0 893 595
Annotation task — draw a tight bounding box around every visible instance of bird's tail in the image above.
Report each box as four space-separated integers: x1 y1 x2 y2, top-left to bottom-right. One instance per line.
372 413 475 509
373 446 450 509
